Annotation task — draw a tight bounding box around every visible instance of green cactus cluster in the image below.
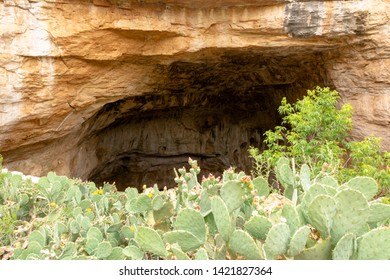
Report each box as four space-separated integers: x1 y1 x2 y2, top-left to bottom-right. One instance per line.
1 157 389 260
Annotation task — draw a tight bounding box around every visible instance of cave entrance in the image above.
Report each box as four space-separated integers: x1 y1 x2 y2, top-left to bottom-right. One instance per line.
78 49 333 191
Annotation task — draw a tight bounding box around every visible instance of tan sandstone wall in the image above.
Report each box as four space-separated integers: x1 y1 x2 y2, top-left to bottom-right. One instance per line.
0 0 389 188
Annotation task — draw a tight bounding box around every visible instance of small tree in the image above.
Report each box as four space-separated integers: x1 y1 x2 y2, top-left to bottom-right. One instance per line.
250 86 390 195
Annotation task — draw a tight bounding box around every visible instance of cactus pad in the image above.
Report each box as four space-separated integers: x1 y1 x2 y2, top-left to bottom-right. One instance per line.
229 229 262 260
244 215 272 240
282 204 302 234
263 223 291 260
220 180 246 213
357 228 390 260
195 248 209 260
210 196 232 241
171 243 190 260
164 230 203 252
314 175 338 189
287 225 311 257
300 164 311 192
340 176 378 201
123 245 144 260
300 184 330 220
367 202 390 227
331 189 370 244
174 208 206 243
135 226 167 257
307 195 336 238
252 177 270 197
294 238 332 260
332 233 355 260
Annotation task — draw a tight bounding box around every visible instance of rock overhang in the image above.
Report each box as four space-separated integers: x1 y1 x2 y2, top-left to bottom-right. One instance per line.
0 0 389 189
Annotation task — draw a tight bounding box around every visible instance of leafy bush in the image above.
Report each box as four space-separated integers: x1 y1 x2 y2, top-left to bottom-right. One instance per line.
0 158 389 260
250 86 390 195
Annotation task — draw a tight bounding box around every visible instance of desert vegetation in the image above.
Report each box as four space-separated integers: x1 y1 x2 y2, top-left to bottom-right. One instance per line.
0 87 389 260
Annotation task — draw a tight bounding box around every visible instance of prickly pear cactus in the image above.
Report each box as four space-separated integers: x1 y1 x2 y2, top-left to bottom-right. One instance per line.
307 195 336 238
287 226 311 257
330 189 370 244
135 227 167 257
220 180 246 213
332 233 355 260
356 228 390 260
229 230 262 260
300 164 311 192
263 223 291 260
210 196 232 242
244 215 272 240
1 156 389 260
294 239 332 260
339 176 378 201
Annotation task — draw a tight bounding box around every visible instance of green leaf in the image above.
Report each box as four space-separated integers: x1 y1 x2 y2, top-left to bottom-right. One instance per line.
55 222 67 235
19 193 29 206
80 216 92 230
125 188 139 200
315 175 338 188
72 207 83 218
126 194 152 213
277 164 294 189
120 225 134 240
153 201 174 222
199 189 212 216
26 253 41 260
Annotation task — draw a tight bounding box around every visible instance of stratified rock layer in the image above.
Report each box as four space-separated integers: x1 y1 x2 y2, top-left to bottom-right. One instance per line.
1 0 389 189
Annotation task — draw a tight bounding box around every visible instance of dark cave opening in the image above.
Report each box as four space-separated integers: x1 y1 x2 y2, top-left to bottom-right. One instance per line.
77 49 334 191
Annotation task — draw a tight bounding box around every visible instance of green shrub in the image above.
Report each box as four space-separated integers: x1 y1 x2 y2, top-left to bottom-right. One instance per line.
250 86 390 195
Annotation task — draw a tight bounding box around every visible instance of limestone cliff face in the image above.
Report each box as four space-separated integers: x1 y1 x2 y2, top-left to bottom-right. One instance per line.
1 0 389 189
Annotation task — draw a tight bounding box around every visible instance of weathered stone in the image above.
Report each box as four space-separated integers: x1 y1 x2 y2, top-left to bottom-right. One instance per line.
0 0 389 190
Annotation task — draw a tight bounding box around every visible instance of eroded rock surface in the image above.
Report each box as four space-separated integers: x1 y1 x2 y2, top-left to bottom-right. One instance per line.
1 0 389 190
